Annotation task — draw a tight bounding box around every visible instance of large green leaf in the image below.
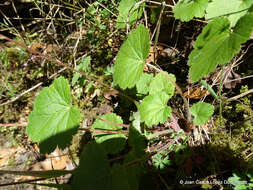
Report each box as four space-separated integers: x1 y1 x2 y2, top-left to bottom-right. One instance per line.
71 142 111 190
92 113 126 154
128 125 146 157
116 0 143 29
173 0 209 22
111 164 132 190
190 102 214 125
205 0 253 26
139 92 172 126
113 24 150 89
123 151 144 190
149 72 175 99
72 142 141 190
27 77 81 153
188 13 253 82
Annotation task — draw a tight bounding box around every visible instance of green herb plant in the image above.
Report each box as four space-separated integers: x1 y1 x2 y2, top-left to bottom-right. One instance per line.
2 0 253 189
227 173 253 190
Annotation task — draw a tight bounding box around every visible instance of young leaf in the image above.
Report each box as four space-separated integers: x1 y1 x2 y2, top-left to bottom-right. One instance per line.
189 13 253 82
27 77 81 153
173 0 209 22
190 102 214 125
113 24 150 89
205 0 253 26
92 113 126 154
139 92 172 126
116 0 143 29
149 72 176 99
136 73 153 95
71 142 111 190
72 56 91 86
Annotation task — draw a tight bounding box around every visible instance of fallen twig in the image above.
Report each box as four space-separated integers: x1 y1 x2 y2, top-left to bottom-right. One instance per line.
227 88 253 102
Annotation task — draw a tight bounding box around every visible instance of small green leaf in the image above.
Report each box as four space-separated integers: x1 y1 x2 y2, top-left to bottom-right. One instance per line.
139 92 172 126
27 77 81 153
92 113 126 154
173 0 209 22
189 13 253 82
72 56 91 86
205 0 253 26
136 73 153 95
190 102 214 125
149 72 175 99
72 142 111 190
117 0 143 29
113 24 150 89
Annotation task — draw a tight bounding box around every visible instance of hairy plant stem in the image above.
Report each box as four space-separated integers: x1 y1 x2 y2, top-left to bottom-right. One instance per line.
0 177 49 187
219 65 225 126
153 1 165 66
0 169 73 177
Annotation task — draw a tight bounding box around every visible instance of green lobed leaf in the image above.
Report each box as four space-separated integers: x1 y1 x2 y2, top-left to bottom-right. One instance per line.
139 92 172 126
128 125 147 157
113 24 150 89
189 13 253 82
173 0 209 22
136 73 153 95
116 0 143 29
205 0 253 26
72 56 91 86
71 142 111 190
111 164 132 190
92 113 126 154
149 72 176 99
121 126 147 190
190 102 214 125
27 77 81 154
72 142 141 190
123 152 143 190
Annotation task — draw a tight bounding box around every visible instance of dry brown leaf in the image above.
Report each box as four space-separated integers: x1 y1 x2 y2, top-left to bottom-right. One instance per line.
0 147 18 167
30 42 59 54
146 45 164 63
103 90 118 100
211 65 242 89
40 148 71 170
183 87 210 99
